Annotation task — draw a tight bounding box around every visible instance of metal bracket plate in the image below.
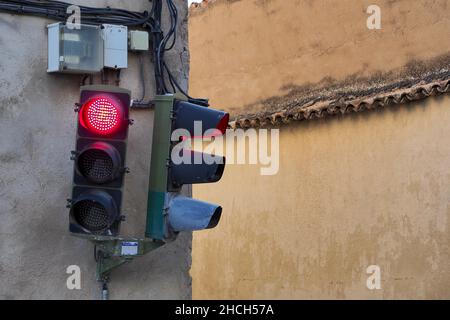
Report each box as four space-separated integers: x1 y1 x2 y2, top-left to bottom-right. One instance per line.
73 234 165 281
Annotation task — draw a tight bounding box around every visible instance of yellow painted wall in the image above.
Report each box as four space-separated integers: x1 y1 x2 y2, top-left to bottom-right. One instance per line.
189 0 450 116
189 0 450 299
192 97 450 299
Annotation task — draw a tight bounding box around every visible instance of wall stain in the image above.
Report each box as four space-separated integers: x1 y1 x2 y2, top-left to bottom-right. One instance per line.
234 53 450 120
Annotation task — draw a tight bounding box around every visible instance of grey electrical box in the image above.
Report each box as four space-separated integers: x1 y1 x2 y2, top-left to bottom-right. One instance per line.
129 30 149 51
47 23 129 74
102 24 128 69
47 23 104 74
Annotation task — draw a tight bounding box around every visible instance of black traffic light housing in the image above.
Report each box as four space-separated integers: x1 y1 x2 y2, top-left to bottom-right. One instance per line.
168 100 228 192
69 85 131 237
145 95 230 240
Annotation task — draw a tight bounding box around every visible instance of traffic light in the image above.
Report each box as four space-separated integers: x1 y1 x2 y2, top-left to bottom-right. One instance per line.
69 85 131 237
146 95 229 240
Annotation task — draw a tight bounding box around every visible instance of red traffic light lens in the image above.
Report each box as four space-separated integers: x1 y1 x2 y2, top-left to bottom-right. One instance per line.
80 97 123 135
216 113 230 135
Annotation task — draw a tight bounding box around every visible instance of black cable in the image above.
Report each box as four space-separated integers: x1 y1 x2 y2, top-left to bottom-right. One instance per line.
164 0 177 52
0 0 209 106
163 61 209 106
0 0 154 27
80 74 89 86
137 54 146 102
115 69 121 86
153 0 177 94
131 100 155 109
152 0 165 95
153 0 209 106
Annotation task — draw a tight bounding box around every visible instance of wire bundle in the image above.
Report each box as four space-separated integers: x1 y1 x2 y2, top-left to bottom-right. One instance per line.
0 0 208 106
0 0 153 27
153 0 209 106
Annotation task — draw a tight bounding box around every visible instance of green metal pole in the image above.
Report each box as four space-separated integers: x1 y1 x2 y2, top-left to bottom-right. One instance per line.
145 95 174 239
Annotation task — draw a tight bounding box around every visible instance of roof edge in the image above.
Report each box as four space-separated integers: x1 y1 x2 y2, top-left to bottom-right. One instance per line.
231 78 450 129
189 0 229 15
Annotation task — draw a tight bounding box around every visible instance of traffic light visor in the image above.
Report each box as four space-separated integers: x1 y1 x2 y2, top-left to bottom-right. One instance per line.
168 196 222 232
173 101 229 137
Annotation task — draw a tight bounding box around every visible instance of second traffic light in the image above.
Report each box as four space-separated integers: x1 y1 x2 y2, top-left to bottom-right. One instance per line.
69 85 131 237
146 95 230 240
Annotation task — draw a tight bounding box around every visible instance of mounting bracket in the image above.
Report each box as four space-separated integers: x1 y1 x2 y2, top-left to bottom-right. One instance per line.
74 234 165 283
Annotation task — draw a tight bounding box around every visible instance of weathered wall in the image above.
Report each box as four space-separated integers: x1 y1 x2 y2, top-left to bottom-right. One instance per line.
192 95 450 300
0 0 192 299
189 0 450 117
189 0 450 299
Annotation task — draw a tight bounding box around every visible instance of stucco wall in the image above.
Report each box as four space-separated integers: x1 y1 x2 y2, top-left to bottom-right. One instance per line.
0 0 191 299
189 0 450 117
189 0 450 299
192 95 450 300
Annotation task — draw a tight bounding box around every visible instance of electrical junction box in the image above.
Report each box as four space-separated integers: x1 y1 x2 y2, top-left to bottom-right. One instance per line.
47 23 129 74
47 23 104 74
128 30 149 51
102 24 128 69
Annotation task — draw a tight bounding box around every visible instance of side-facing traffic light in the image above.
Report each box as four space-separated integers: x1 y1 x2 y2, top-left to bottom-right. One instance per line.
168 101 228 191
146 95 229 240
69 85 131 237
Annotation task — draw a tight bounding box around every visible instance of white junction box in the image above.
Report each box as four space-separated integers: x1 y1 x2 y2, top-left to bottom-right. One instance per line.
102 24 128 69
129 30 149 51
47 23 129 74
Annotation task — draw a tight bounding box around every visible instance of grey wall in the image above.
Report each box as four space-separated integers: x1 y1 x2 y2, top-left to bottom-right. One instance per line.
0 0 192 300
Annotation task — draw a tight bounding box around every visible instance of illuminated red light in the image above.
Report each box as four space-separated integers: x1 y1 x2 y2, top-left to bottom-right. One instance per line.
189 114 230 139
80 97 122 135
201 114 230 138
216 113 230 135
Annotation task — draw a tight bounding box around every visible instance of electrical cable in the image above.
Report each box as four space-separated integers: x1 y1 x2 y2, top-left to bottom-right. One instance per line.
0 1 154 29
137 54 146 102
0 0 209 106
